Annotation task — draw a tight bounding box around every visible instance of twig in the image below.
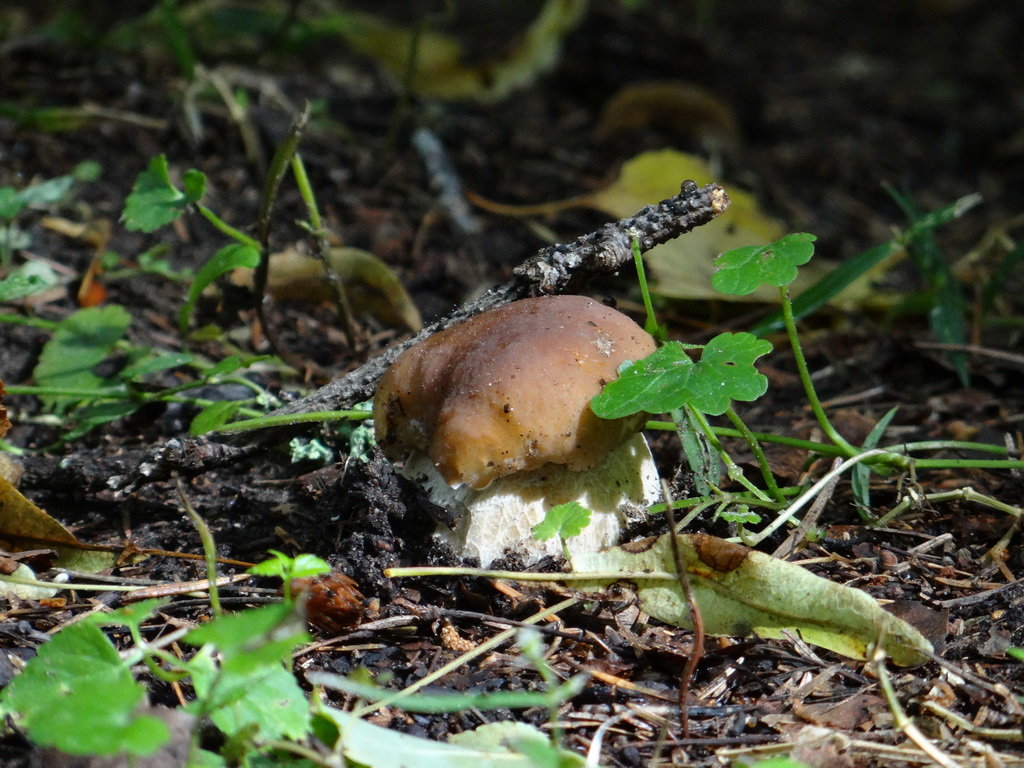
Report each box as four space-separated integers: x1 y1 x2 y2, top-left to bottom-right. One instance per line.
121 181 729 488
661 479 704 738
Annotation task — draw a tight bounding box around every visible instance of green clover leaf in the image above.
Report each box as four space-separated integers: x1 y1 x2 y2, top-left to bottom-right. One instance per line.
122 155 206 233
712 233 817 295
591 334 772 419
687 333 773 414
533 502 592 542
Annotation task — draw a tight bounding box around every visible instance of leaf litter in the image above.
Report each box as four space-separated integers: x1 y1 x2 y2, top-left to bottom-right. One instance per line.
1 3 1024 767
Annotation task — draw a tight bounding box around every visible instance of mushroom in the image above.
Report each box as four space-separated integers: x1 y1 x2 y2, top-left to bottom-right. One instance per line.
373 295 661 566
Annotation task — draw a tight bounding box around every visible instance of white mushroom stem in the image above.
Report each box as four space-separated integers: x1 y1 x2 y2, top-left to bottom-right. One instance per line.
401 433 661 567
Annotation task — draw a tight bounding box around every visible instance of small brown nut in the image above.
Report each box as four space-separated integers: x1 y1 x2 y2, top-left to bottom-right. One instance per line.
292 572 364 635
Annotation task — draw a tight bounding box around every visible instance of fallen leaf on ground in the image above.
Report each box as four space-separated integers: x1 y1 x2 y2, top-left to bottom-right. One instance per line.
572 532 933 666
596 80 740 148
317 0 587 102
234 246 422 331
0 475 115 572
796 693 886 730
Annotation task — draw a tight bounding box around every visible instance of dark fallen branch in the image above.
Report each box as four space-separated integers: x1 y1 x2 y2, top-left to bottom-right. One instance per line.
121 181 729 490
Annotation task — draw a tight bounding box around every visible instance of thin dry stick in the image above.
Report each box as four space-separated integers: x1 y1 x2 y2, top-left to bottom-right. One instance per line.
662 479 704 738
123 181 729 488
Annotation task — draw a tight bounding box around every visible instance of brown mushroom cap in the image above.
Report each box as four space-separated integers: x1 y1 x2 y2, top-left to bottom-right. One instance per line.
374 295 657 490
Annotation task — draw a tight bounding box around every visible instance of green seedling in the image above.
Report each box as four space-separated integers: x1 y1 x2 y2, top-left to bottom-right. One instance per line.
249 549 330 602
101 245 195 283
590 227 1024 541
532 501 592 562
0 564 310 764
0 481 323 765
1 551 588 765
121 135 361 355
2 308 278 443
0 161 100 270
122 154 261 334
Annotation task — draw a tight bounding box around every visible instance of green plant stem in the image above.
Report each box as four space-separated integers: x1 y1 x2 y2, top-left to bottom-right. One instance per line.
646 491 793 523
873 485 1022 527
672 497 719 533
872 646 961 768
724 407 785 502
514 629 563 744
249 106 308 369
385 567 676 581
745 449 889 546
649 425 1023 463
780 286 858 456
0 313 58 330
650 420 843 453
687 408 773 503
257 104 307 247
649 422 1024 473
262 740 336 767
908 457 1024 470
292 152 360 350
195 204 260 250
177 479 222 617
212 409 371 433
884 439 1016 455
140 650 191 684
5 385 129 399
5 384 264 420
632 237 662 340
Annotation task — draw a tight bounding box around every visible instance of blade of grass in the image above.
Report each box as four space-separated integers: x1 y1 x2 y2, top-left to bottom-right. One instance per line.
750 194 981 338
886 185 970 386
851 406 899 518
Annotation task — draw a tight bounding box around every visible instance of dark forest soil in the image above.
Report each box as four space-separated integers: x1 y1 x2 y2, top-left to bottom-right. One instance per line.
1 2 1023 766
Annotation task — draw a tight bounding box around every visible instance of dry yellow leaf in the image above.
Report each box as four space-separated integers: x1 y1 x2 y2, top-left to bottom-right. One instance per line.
235 246 422 332
586 150 792 301
0 475 115 572
324 0 587 102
